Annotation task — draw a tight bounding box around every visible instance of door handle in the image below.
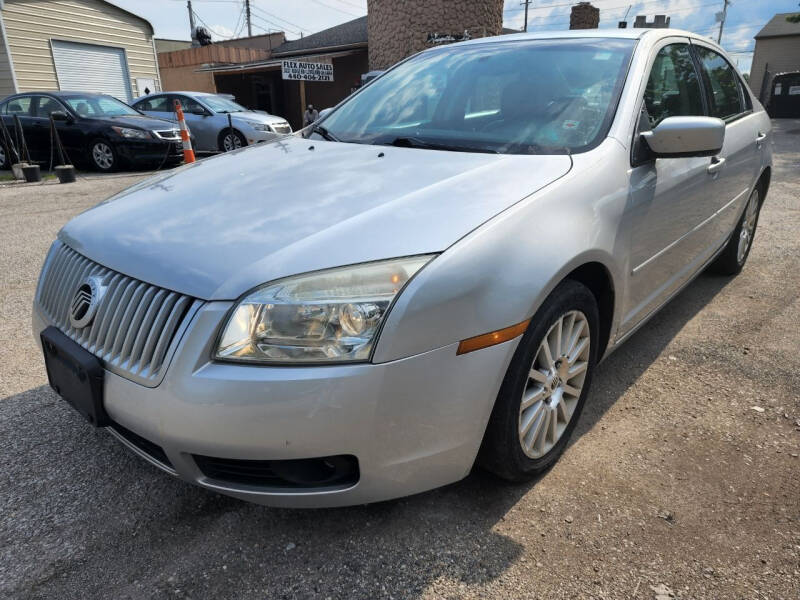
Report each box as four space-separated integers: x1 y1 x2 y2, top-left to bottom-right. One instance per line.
707 157 726 174
756 131 767 147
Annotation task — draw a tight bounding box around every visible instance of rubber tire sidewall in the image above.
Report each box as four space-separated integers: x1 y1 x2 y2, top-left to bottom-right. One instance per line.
218 129 247 152
479 279 600 481
710 188 761 276
88 139 117 172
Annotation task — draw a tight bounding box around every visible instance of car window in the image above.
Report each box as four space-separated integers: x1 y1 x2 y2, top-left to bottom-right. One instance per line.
173 95 205 114
34 97 65 118
1 96 33 116
694 46 745 120
136 95 171 112
64 95 140 117
643 43 704 128
321 38 636 155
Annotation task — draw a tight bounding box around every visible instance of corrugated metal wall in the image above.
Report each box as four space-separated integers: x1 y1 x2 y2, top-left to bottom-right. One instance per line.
0 0 160 98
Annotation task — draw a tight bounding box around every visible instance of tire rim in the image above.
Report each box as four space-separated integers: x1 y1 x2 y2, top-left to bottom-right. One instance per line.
518 310 591 459
737 190 759 264
92 142 114 169
223 133 242 151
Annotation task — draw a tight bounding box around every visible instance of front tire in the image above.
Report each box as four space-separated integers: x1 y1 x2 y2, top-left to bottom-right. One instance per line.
88 139 117 172
710 187 761 276
479 280 599 481
218 129 247 152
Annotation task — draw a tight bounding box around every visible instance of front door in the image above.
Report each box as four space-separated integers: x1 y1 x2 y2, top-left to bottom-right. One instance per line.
622 41 716 334
172 95 215 152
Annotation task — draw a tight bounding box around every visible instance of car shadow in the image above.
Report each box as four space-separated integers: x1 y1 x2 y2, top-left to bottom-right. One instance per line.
1 271 732 599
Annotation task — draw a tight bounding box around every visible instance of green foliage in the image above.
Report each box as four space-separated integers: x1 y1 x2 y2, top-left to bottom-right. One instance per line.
786 13 800 24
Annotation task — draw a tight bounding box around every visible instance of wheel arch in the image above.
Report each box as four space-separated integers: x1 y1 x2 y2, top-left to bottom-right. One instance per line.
563 261 615 360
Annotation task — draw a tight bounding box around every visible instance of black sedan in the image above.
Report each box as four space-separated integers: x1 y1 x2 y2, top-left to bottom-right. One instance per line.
0 91 185 171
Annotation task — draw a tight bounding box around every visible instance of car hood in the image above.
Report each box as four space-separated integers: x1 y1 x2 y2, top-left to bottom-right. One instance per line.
230 111 288 125
60 136 571 300
100 114 178 130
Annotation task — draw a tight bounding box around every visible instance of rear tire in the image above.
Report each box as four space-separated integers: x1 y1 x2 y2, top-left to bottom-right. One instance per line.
710 187 761 276
479 280 599 481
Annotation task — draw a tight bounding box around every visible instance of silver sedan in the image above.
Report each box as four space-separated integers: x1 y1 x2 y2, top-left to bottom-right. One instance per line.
131 91 292 152
34 29 771 507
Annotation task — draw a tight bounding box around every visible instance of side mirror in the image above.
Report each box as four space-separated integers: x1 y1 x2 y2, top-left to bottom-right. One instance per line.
640 116 725 158
50 110 72 123
189 106 208 116
318 107 333 120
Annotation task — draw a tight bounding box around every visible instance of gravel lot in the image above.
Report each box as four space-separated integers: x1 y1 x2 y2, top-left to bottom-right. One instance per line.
1 123 799 600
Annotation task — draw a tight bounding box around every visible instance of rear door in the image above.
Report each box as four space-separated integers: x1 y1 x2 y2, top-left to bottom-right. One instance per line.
691 42 760 241
623 40 713 333
133 94 173 121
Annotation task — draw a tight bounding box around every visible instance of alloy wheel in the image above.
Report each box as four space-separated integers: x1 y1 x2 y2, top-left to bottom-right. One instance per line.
223 133 242 152
518 310 591 459
92 142 114 170
737 190 759 264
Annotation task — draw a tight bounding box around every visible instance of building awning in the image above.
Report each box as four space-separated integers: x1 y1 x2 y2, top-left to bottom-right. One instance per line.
198 48 366 74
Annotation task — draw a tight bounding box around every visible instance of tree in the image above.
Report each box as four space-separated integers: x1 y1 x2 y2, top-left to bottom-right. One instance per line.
786 13 800 23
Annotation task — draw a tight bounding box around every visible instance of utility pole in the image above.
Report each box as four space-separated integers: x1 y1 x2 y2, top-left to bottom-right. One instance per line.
245 0 252 37
717 0 731 44
187 0 196 39
521 0 532 32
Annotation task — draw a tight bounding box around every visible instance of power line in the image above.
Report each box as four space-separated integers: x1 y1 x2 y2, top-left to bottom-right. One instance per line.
309 0 363 18
249 3 312 34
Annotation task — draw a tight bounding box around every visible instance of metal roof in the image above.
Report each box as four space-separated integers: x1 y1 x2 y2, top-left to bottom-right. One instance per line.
755 13 800 39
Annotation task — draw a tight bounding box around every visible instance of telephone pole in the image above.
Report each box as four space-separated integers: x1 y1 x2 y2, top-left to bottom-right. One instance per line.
521 0 532 32
245 0 252 37
187 0 198 46
717 0 731 44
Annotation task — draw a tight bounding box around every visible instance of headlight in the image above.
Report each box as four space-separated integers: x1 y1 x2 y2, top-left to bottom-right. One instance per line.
241 120 271 132
111 126 151 139
215 255 435 363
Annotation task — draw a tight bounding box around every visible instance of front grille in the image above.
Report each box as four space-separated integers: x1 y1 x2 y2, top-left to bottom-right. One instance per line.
271 123 291 134
194 454 359 489
153 129 180 141
36 241 201 387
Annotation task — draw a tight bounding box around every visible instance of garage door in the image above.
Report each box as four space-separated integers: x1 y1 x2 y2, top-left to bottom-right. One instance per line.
51 40 132 103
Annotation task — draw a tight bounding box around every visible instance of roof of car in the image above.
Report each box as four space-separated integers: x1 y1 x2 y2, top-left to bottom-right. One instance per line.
455 27 717 47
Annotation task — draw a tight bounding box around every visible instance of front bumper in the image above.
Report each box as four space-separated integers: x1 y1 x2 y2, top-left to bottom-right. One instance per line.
114 139 184 165
33 301 517 507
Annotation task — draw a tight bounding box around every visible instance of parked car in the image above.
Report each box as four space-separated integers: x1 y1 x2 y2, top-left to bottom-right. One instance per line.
766 71 800 118
131 91 292 152
33 29 771 508
0 92 185 171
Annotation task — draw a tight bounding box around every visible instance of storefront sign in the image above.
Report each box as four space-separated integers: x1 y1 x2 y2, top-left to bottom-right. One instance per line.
281 60 334 82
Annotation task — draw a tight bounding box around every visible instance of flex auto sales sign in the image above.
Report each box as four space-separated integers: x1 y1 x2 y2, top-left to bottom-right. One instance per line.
281 60 334 82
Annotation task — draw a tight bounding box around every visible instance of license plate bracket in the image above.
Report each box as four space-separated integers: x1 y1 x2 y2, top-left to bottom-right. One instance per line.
41 326 108 427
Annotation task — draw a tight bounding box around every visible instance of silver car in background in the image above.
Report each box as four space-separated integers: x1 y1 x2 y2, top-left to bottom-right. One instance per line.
131 91 292 152
34 29 771 508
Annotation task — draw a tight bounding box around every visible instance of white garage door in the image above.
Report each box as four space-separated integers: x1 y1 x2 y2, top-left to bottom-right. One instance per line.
51 40 132 103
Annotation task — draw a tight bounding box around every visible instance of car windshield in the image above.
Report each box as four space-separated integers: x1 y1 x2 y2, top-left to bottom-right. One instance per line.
320 38 636 155
203 95 247 113
64 95 140 117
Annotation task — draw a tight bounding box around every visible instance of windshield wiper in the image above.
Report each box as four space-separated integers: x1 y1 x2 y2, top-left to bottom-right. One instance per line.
311 124 339 142
383 136 497 154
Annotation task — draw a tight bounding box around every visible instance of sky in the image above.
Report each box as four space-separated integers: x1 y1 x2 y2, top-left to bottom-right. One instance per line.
112 0 800 74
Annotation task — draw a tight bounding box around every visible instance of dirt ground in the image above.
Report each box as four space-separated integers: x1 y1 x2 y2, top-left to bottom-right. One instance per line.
0 122 798 600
